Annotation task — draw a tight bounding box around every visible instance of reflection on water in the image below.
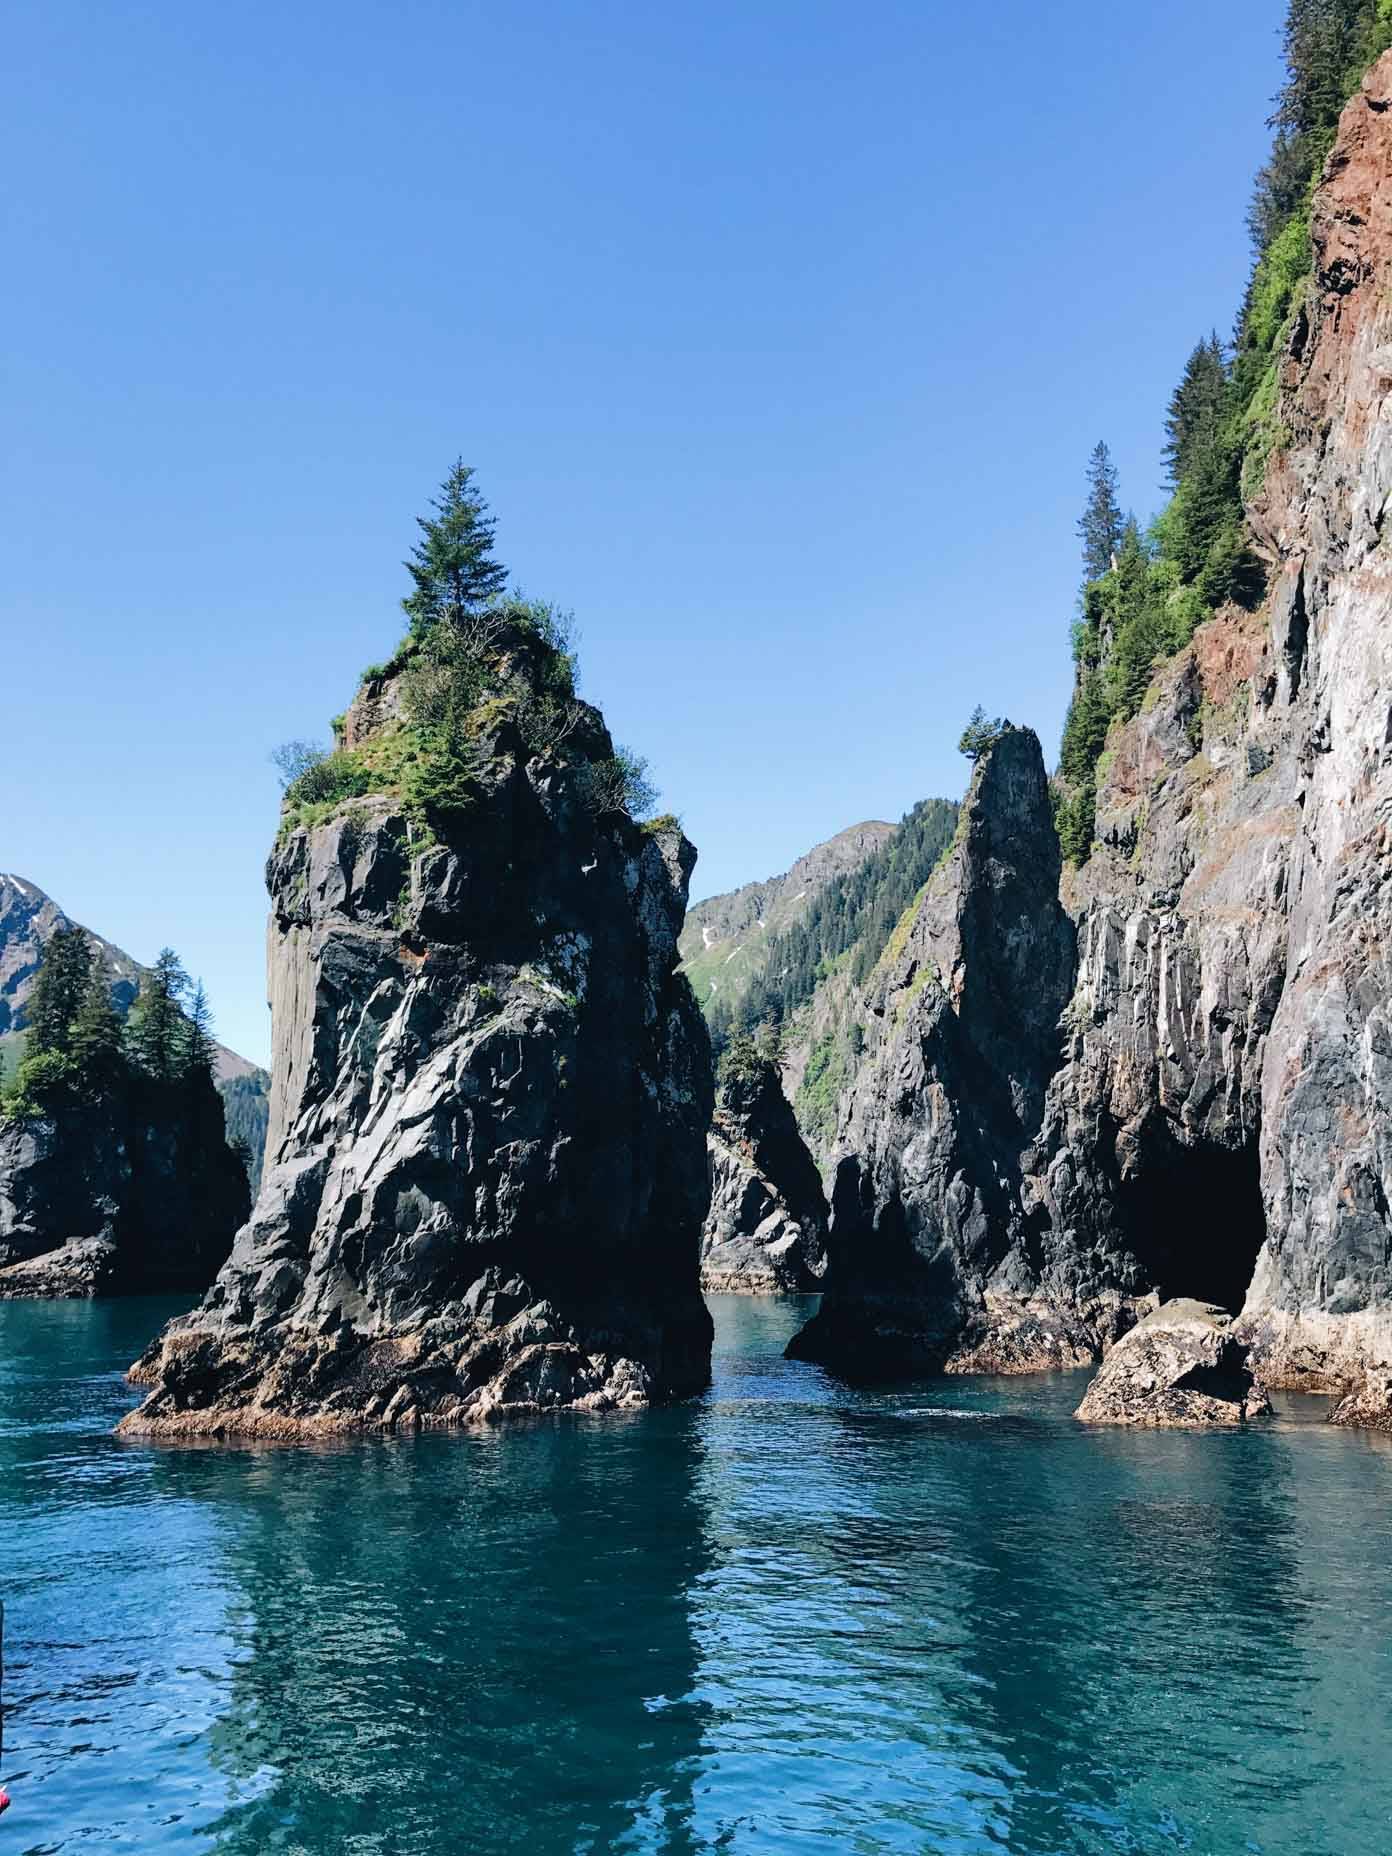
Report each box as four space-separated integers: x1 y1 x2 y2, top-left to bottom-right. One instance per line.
3 1292 1392 1853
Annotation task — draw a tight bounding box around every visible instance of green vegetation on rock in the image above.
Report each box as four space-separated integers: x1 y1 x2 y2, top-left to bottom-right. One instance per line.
1051 0 1392 867
272 468 661 842
706 797 957 1054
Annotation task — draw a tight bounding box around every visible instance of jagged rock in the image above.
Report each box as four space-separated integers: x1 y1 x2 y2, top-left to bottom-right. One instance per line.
1075 1300 1272 1427
1330 1375 1392 1433
0 1097 249 1298
788 728 1113 1375
700 1054 826 1292
120 668 713 1437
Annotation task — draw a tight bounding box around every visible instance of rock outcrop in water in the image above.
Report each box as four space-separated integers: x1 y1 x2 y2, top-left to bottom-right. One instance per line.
701 1043 827 1293
789 728 1096 1374
0 1093 250 1298
794 59 1392 1424
1075 1300 1271 1427
121 616 713 1436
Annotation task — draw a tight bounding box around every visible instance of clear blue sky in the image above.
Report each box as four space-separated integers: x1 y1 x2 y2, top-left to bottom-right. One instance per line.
5 0 1282 1066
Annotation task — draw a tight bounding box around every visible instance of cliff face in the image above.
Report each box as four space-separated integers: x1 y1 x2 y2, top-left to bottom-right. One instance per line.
790 729 1090 1373
701 1057 827 1293
0 1088 250 1298
0 872 270 1188
121 679 713 1435
795 59 1392 1418
1038 57 1392 1406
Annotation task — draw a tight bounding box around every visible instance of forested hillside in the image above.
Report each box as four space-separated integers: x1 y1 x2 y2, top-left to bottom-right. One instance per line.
704 796 958 1055
1054 0 1392 861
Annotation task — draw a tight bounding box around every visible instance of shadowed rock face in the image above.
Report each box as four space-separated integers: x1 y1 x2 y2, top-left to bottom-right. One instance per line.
701 1058 827 1293
789 728 1097 1375
121 697 713 1437
0 1094 250 1300
1075 1300 1271 1427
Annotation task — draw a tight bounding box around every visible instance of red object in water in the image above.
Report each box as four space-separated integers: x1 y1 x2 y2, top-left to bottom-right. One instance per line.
0 1787 10 1814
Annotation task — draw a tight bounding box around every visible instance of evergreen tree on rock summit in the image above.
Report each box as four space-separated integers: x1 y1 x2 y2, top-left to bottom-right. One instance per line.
402 461 509 638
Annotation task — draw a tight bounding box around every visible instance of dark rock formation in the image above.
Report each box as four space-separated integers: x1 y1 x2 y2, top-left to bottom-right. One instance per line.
0 1091 250 1298
120 670 713 1436
1075 1300 1271 1427
701 1052 827 1293
789 728 1100 1375
0 871 270 1191
793 59 1392 1423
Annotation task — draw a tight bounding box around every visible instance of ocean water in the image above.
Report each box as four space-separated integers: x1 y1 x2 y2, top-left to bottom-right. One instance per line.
3 1294 1392 1855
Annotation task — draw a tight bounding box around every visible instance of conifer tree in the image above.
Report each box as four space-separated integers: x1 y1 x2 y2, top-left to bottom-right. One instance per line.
1078 442 1124 582
402 462 509 638
128 948 190 1084
1163 336 1228 488
27 928 93 1058
183 980 216 1088
70 970 127 1094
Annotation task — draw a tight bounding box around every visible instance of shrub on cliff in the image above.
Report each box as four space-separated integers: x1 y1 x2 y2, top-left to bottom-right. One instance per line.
274 466 665 838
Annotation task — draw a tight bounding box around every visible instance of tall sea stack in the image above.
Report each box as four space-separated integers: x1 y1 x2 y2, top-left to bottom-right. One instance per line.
122 608 713 1436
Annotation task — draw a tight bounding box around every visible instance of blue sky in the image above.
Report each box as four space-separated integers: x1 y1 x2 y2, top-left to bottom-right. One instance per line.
5 0 1282 1066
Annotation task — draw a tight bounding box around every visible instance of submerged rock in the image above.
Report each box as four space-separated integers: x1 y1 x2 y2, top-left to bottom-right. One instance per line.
701 1045 826 1293
1075 1300 1272 1427
120 644 713 1438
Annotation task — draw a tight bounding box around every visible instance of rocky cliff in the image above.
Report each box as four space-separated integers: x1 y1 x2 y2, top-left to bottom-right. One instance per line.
121 624 713 1436
701 1047 827 1293
0 872 270 1185
794 58 1392 1424
789 729 1097 1374
0 1086 250 1298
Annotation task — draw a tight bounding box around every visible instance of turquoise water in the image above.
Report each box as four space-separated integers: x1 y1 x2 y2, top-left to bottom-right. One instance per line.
3 1295 1392 1854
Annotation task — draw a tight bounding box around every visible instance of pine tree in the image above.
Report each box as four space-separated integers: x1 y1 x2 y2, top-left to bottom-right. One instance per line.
127 948 190 1084
70 970 127 1094
1078 442 1125 582
402 462 509 638
183 979 216 1088
1059 670 1111 784
1163 336 1228 487
958 705 1009 761
27 927 94 1058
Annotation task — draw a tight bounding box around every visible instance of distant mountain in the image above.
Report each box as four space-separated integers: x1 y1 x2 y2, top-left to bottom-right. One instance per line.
0 873 269 1191
681 799 960 1161
679 822 895 1018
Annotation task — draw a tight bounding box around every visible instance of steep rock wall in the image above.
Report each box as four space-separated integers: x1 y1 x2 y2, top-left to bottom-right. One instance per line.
701 1057 827 1293
122 700 713 1435
794 59 1392 1416
0 1090 249 1298
789 730 1094 1373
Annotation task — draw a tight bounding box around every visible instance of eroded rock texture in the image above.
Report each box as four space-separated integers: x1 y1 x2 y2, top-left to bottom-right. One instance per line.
121 699 713 1436
701 1056 827 1293
788 728 1095 1375
1075 1300 1271 1427
796 61 1392 1418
